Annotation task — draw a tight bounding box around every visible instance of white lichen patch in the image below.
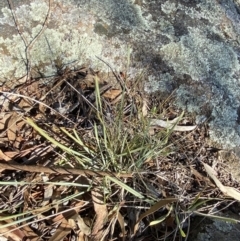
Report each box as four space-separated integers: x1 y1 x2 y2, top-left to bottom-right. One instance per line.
160 28 239 81
144 73 174 94
161 1 177 15
0 0 134 80
160 26 240 148
1 0 240 149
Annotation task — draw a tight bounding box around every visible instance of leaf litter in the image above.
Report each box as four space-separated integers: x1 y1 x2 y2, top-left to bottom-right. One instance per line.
0 63 240 241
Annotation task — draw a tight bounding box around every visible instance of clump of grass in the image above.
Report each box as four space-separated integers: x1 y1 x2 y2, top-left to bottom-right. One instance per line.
25 74 171 176
1 64 240 241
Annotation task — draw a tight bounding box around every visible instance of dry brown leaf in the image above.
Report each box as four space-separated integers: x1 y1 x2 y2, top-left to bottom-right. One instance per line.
78 231 85 241
0 144 45 162
1 151 19 160
39 103 46 113
7 112 19 142
110 93 123 104
91 189 108 241
134 198 177 235
16 120 26 130
103 89 122 100
52 201 86 223
20 144 50 158
0 220 26 241
76 216 91 236
0 150 12 161
0 113 12 130
190 166 215 187
21 225 40 241
68 219 77 229
116 210 126 241
41 185 54 206
14 136 23 149
49 219 72 241
18 98 33 110
202 162 240 201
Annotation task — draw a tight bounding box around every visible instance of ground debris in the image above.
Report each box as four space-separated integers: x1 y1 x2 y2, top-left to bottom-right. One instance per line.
0 66 240 241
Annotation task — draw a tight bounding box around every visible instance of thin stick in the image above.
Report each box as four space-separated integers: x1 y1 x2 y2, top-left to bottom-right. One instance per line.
96 56 125 91
7 0 51 80
0 161 132 178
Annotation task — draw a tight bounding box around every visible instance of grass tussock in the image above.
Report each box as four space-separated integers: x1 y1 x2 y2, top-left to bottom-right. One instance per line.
0 61 240 241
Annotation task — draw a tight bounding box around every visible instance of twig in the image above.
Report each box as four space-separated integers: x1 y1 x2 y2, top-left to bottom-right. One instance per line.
96 56 125 91
7 0 28 48
0 162 132 178
7 0 51 80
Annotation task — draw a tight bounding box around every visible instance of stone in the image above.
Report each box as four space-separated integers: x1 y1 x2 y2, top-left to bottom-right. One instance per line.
189 211 240 241
1 0 240 150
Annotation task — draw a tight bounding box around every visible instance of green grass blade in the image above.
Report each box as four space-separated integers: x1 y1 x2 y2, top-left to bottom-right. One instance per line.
150 205 173 226
25 118 92 163
175 213 186 238
60 127 95 156
107 176 144 199
193 211 239 223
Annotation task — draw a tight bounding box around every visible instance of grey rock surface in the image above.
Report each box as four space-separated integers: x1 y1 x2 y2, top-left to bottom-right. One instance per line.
190 212 240 241
1 0 240 149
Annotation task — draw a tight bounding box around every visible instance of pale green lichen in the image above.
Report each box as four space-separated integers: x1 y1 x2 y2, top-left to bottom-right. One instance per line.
0 0 132 80
1 0 240 149
161 1 177 15
160 26 240 148
160 28 239 81
144 73 174 94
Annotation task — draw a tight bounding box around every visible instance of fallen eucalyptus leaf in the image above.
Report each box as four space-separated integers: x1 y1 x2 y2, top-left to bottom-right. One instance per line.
150 119 196 132
202 162 240 201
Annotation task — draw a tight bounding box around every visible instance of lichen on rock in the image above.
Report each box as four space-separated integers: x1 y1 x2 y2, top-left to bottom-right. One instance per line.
1 0 240 150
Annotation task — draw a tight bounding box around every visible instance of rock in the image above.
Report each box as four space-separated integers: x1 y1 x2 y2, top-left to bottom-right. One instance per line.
189 212 240 241
1 0 240 150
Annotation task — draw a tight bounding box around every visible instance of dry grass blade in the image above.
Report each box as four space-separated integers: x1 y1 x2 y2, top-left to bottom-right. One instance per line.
175 212 186 238
0 161 132 178
192 211 239 223
1 38 239 240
